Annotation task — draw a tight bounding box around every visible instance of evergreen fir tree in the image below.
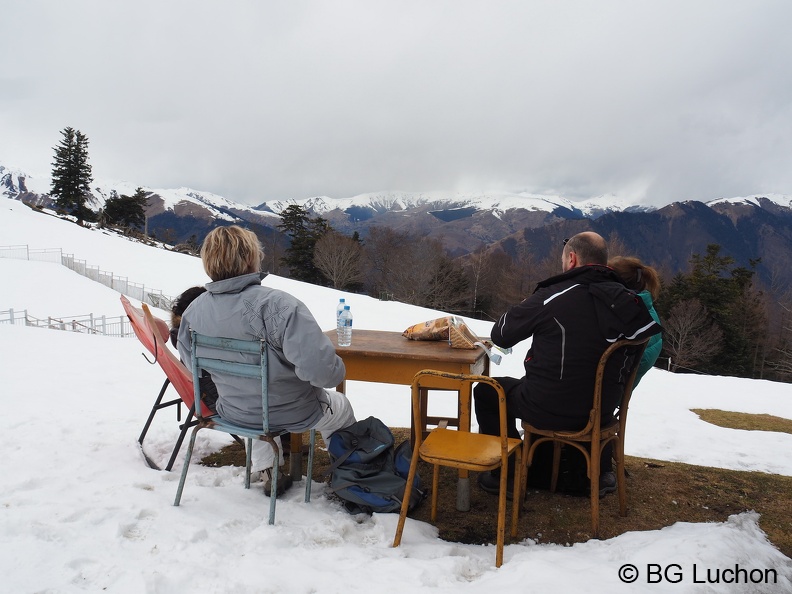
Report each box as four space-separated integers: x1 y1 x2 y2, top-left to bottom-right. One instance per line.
277 204 329 284
51 127 94 225
658 244 767 377
102 187 149 230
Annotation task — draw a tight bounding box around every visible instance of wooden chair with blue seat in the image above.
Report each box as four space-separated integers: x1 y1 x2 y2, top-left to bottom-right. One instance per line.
173 329 316 525
393 371 523 568
519 337 649 538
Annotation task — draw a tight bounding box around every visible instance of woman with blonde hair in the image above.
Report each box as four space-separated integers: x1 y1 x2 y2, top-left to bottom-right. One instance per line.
178 225 356 496
608 255 663 385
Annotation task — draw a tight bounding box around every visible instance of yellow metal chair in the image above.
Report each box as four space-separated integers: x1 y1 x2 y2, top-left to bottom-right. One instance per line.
393 371 522 568
520 337 649 537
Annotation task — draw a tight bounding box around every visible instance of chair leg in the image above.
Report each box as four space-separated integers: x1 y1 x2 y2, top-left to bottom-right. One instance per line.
138 378 171 445
590 442 601 538
510 448 522 537
549 442 562 493
430 464 440 522
305 430 316 503
245 438 253 489
268 463 278 525
616 437 627 516
165 407 196 472
173 425 200 506
393 443 422 547
520 432 532 502
496 458 508 568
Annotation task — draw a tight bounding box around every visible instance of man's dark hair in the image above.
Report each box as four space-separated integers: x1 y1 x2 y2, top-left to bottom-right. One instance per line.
566 233 608 265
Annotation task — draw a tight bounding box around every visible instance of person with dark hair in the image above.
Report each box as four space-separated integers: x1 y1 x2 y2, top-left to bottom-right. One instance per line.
608 256 663 386
474 232 662 497
170 286 218 410
170 286 207 347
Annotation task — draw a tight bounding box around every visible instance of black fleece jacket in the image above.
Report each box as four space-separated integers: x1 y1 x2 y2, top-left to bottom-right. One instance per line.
492 264 662 429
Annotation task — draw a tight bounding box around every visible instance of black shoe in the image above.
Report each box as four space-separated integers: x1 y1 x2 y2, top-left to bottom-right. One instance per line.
477 470 514 500
263 471 294 498
598 471 617 498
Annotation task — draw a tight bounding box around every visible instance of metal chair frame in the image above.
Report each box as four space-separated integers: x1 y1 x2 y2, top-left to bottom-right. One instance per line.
122 296 206 471
173 330 315 525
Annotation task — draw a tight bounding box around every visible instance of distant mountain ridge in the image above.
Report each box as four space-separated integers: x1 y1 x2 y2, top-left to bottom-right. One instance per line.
4 161 792 290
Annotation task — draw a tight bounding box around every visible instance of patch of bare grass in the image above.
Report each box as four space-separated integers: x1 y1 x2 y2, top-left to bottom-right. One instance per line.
202 427 792 558
692 409 792 435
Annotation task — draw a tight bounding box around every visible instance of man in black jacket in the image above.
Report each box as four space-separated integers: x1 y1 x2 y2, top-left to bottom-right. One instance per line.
475 232 662 496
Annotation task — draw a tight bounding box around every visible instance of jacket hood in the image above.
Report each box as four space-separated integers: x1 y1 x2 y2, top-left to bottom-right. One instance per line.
205 272 262 295
588 282 663 342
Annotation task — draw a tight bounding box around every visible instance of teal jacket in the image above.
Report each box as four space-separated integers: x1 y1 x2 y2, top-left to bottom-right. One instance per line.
635 291 662 386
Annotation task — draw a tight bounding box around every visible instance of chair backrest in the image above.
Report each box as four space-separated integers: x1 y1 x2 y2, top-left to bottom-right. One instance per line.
411 371 512 458
189 331 270 430
121 295 171 357
135 303 200 408
583 337 650 438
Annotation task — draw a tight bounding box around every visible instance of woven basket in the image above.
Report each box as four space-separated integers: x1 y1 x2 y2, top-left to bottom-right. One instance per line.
449 320 479 349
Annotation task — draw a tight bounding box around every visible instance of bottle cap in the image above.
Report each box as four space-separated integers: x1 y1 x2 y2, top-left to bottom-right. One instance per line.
344 305 350 310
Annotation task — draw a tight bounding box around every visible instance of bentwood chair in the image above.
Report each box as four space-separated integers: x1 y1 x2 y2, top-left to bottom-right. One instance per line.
394 371 522 568
520 337 649 537
173 330 316 525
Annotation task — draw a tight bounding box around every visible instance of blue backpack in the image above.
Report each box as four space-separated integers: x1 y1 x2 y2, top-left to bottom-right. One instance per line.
326 416 426 514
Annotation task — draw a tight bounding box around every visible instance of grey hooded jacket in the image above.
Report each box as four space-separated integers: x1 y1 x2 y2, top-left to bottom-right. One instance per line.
177 273 345 431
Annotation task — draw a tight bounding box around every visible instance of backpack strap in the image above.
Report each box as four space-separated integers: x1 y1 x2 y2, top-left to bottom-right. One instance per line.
322 445 357 479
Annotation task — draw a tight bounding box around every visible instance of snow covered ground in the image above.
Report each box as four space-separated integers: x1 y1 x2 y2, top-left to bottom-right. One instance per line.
1 197 791 593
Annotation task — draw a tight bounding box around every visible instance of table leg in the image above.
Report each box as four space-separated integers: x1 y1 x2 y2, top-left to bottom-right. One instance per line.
411 384 472 511
289 432 302 479
409 387 431 447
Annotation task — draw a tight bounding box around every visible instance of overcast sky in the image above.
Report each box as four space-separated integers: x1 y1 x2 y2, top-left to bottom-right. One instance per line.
2 1 791 207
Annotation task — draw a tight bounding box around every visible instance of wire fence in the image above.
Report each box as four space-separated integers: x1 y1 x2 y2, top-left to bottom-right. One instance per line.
0 244 175 337
0 308 134 337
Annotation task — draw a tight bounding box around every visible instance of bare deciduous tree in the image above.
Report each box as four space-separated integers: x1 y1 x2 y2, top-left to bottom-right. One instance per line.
768 300 792 378
313 230 364 290
362 226 411 299
465 246 488 314
606 232 631 260
663 298 723 372
362 227 468 311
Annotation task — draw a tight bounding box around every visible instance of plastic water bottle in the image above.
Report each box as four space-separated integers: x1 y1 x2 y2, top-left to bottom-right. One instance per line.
337 305 353 347
336 298 346 322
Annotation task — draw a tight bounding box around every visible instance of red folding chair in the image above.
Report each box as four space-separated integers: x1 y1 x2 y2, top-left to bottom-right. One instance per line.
122 295 215 471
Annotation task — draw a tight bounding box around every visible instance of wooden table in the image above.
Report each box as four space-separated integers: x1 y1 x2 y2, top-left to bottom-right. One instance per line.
322 328 490 511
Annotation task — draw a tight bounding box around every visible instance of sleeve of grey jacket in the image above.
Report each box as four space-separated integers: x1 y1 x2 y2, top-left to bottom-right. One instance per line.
280 301 346 389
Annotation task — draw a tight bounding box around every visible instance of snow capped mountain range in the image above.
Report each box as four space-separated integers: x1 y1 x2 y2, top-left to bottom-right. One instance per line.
4 161 792 223
1 162 656 221
256 189 652 219
6 161 792 270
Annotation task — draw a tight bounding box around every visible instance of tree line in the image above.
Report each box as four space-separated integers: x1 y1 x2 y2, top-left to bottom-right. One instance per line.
279 204 792 383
